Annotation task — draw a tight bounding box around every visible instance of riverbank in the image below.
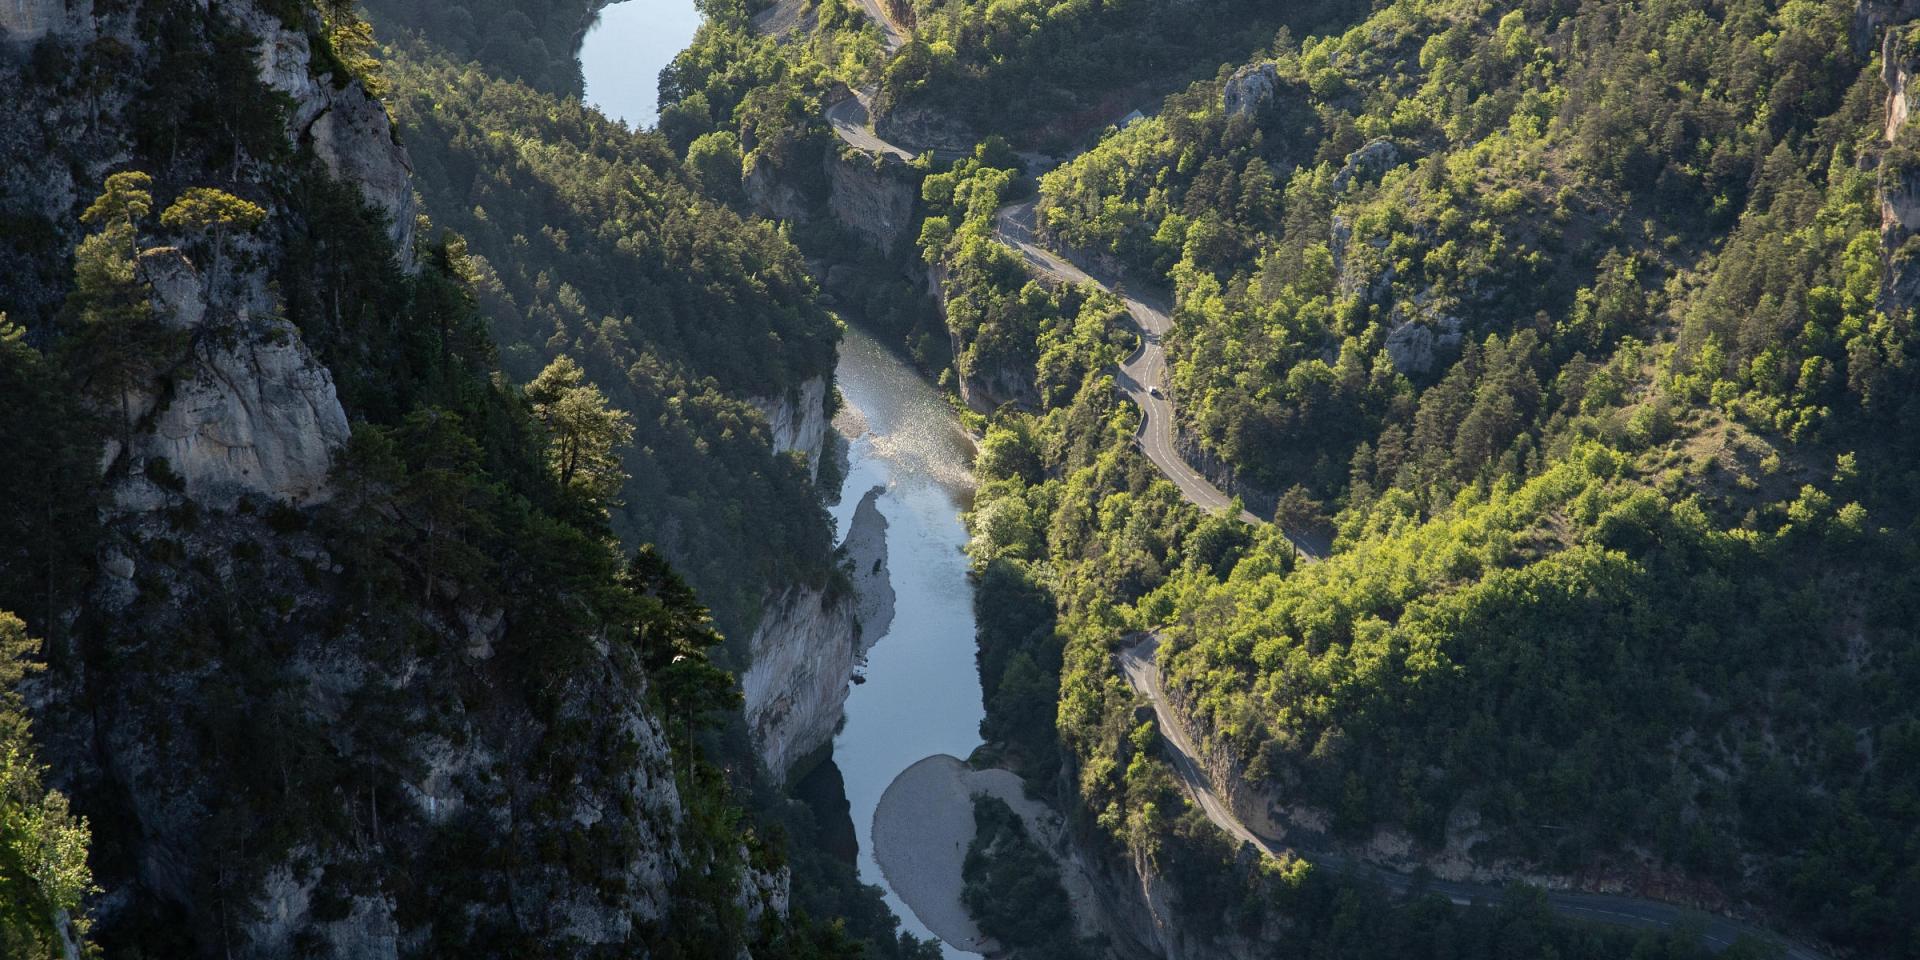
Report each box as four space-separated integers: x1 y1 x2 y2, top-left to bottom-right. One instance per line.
874 755 1117 956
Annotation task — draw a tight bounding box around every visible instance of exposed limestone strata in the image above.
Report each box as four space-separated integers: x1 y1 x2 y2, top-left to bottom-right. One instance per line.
109 249 351 512
740 583 858 781
751 374 831 480
827 150 917 255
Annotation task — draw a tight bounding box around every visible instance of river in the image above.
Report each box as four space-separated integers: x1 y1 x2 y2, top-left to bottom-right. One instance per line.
827 324 984 957
579 0 705 127
575 8 986 951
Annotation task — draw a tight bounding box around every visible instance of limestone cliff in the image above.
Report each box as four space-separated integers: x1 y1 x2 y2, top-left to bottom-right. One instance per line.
827 148 918 256
742 372 864 781
0 1 762 955
740 582 858 780
751 373 832 480
1881 21 1920 310
111 248 351 512
229 1 416 257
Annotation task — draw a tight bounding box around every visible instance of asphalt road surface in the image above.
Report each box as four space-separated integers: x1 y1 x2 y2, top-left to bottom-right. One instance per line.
993 201 1275 528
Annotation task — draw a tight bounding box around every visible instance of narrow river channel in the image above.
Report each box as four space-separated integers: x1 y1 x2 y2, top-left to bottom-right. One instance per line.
827 325 983 957
578 11 987 953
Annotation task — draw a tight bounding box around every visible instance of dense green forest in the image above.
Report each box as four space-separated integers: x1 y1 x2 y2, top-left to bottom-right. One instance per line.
936 0 1920 953
868 0 1361 148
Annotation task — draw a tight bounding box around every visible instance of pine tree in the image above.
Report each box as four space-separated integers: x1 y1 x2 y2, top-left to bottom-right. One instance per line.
159 187 266 294
66 173 164 450
524 356 634 511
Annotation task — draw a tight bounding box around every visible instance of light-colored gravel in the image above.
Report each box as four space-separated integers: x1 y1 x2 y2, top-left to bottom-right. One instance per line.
873 755 1110 955
843 486 895 655
873 755 995 953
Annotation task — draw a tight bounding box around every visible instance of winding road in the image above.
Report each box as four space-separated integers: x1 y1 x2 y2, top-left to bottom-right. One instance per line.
1119 635 1831 960
811 10 1828 959
823 69 1294 541
992 201 1268 529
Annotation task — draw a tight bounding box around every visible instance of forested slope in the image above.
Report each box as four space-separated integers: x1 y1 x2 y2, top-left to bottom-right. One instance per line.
951 0 1920 953
377 44 843 640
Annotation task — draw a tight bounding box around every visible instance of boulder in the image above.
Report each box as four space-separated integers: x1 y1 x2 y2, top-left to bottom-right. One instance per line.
1332 138 1402 193
1223 61 1279 117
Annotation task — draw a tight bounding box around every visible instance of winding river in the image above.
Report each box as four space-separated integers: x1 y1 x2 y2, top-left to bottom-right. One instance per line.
579 9 986 955
828 325 984 957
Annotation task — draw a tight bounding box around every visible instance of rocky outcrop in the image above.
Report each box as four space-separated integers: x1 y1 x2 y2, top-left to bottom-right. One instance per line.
1331 137 1401 193
1855 0 1920 52
310 87 417 256
232 2 416 258
110 248 351 512
1222 61 1278 117
745 160 812 222
1881 25 1920 309
740 583 858 781
929 265 1040 412
0 0 87 41
827 150 917 255
751 374 832 480
950 328 1040 412
1384 313 1464 376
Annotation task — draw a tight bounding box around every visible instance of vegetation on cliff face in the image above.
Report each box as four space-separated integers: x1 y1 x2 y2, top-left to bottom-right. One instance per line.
376 42 843 644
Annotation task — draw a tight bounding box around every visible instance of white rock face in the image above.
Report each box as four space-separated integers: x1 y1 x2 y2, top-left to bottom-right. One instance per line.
1222 61 1279 116
0 0 85 41
310 86 418 257
751 374 831 480
115 249 350 511
132 319 350 509
1384 314 1464 375
739 583 857 780
231 2 416 258
1882 21 1920 309
1884 28 1920 232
